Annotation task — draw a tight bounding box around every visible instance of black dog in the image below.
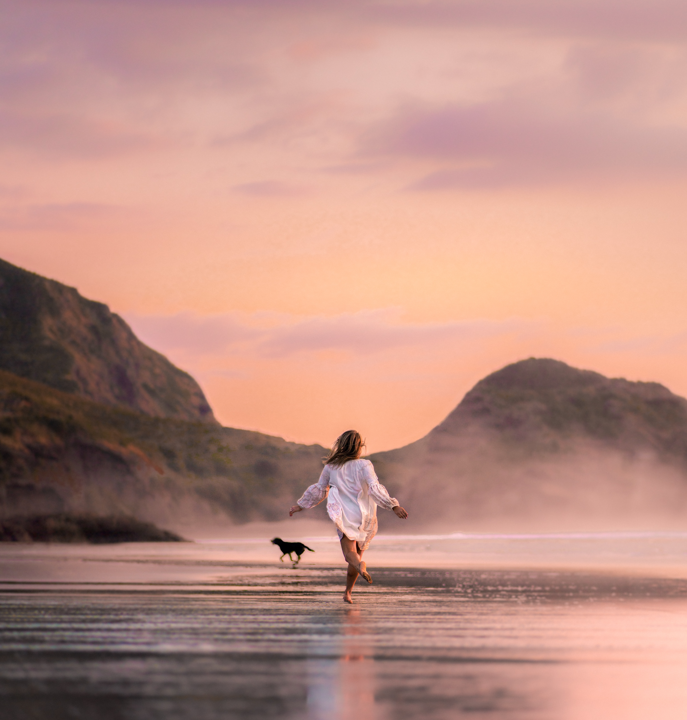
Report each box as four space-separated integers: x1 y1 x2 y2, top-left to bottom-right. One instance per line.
271 537 314 566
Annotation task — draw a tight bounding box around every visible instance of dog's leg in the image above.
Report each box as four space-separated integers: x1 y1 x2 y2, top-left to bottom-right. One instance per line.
279 554 285 562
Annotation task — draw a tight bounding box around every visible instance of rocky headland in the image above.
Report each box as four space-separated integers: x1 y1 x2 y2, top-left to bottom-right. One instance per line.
0 258 326 535
0 258 215 423
0 513 184 543
372 358 687 530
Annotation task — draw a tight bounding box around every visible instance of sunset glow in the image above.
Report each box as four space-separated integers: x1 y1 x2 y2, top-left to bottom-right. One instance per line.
3 0 687 451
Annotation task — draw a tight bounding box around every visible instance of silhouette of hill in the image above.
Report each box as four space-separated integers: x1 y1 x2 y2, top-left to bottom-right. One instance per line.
432 358 687 456
0 258 214 423
372 359 687 530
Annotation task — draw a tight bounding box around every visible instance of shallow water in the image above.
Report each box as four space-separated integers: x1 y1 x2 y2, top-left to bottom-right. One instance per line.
2 532 687 719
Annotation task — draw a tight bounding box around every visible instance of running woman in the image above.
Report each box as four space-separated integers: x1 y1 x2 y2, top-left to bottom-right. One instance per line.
290 430 408 603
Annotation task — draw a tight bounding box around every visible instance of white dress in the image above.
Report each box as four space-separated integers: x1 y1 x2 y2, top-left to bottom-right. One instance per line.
297 458 398 551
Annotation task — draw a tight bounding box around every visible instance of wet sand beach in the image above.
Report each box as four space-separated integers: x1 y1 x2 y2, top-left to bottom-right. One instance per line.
2 532 687 720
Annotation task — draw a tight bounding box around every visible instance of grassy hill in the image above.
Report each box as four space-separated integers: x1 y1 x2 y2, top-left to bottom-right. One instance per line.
0 369 326 529
434 358 687 457
0 258 215 423
372 359 687 530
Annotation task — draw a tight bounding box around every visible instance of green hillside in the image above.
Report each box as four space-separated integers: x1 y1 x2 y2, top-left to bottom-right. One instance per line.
435 358 687 458
0 369 326 526
372 359 687 529
0 258 215 423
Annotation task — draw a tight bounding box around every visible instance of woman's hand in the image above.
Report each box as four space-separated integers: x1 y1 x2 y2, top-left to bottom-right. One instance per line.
289 505 303 517
392 505 408 519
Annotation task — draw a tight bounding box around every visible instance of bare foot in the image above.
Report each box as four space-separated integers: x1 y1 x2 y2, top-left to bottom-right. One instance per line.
358 562 373 584
343 592 353 604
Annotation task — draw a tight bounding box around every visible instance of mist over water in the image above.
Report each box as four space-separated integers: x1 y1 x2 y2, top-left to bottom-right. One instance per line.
3 532 687 719
376 438 687 534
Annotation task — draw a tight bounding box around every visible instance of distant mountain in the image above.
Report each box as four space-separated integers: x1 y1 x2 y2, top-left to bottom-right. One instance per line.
429 358 687 457
372 359 687 530
0 258 214 423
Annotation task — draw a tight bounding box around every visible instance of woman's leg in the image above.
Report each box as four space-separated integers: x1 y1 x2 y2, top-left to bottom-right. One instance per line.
341 537 370 603
344 543 364 601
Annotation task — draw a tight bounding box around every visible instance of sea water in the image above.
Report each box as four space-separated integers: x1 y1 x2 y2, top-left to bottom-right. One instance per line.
2 531 687 719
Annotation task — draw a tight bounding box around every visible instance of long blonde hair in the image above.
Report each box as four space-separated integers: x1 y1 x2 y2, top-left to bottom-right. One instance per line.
323 430 365 467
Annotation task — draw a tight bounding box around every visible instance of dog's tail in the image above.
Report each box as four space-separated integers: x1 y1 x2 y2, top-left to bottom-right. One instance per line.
303 545 315 552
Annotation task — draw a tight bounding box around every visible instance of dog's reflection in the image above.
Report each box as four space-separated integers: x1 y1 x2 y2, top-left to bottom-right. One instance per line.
307 607 382 720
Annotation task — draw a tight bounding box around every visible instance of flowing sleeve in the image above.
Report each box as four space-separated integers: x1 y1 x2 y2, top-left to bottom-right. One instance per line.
360 460 398 510
297 465 331 509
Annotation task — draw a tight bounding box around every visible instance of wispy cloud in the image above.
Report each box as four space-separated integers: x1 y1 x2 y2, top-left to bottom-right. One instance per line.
367 0 687 44
0 203 130 232
55 0 687 45
0 184 26 199
124 312 261 354
126 309 536 363
232 181 306 197
590 331 687 356
255 311 528 358
0 111 160 159
362 96 687 189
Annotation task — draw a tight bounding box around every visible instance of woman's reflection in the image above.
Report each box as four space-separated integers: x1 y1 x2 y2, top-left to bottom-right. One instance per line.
307 606 383 720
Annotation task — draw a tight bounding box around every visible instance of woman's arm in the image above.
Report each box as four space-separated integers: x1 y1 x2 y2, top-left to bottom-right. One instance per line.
361 461 408 518
290 465 331 516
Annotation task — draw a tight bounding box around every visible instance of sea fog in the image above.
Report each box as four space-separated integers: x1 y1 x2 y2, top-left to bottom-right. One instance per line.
372 435 687 535
3 529 687 720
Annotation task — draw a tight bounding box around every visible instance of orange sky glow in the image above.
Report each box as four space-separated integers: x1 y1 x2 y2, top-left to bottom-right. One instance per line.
2 0 687 452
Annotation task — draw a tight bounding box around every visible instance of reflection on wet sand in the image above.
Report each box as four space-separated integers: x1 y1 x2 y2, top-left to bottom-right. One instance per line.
307 607 378 720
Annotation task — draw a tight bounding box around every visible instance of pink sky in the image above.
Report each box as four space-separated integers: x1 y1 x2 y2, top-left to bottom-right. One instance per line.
2 0 687 452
